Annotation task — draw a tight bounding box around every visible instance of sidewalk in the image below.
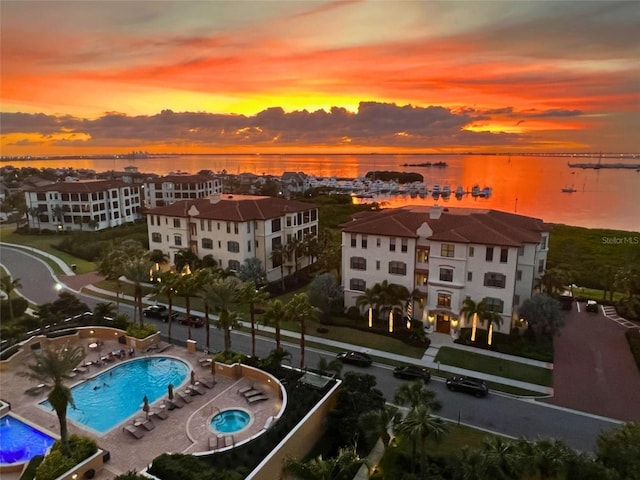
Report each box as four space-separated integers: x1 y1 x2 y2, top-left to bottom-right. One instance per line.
8 243 553 396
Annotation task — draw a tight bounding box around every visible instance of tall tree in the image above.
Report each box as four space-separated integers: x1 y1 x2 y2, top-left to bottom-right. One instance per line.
21 345 84 456
123 257 153 326
596 422 640 480
307 273 343 322
282 446 365 480
239 282 269 357
173 248 201 274
359 405 401 479
93 301 115 322
518 293 563 341
459 297 488 341
270 242 287 291
540 267 570 295
175 273 202 340
202 277 241 351
155 270 180 343
393 381 442 412
262 299 286 350
284 293 318 369
237 257 267 286
1 274 22 320
356 287 380 321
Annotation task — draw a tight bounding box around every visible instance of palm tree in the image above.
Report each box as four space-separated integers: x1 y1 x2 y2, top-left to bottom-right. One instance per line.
156 270 180 342
460 297 488 342
359 405 400 479
395 404 448 477
288 236 303 274
485 310 504 346
303 232 320 264
52 204 65 230
262 299 286 350
239 282 269 357
284 293 318 369
1 274 22 320
195 268 215 352
147 249 169 267
356 287 379 321
202 277 242 351
21 345 84 456
93 301 116 322
393 381 442 411
173 248 200 274
316 356 343 377
540 267 569 295
123 257 152 326
175 273 202 340
26 206 41 229
476 436 524 480
282 446 365 480
270 242 287 291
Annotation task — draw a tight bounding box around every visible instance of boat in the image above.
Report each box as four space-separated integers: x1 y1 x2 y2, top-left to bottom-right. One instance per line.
561 185 577 193
455 185 464 196
471 184 480 197
478 187 492 198
442 185 451 195
431 184 441 195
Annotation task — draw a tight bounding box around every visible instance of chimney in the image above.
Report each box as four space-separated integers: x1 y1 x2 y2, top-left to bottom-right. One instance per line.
209 193 221 204
429 205 443 219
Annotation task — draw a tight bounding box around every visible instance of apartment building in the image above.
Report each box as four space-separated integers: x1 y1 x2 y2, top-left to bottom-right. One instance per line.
146 194 319 282
144 173 221 208
24 180 142 231
341 205 550 335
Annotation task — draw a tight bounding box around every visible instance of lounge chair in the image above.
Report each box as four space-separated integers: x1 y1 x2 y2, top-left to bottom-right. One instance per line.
238 385 253 394
158 343 173 353
165 398 182 410
150 408 168 420
123 424 144 439
177 391 193 403
134 417 155 431
247 394 269 404
188 384 206 395
243 389 263 398
198 378 216 389
145 344 159 353
199 357 213 368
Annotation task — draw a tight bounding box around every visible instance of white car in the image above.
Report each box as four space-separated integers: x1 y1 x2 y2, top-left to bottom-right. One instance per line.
585 300 598 313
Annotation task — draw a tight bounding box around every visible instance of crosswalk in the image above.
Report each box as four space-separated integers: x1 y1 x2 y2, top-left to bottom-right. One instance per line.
602 305 639 329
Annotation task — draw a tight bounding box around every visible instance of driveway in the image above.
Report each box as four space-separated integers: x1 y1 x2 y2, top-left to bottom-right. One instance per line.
545 301 640 422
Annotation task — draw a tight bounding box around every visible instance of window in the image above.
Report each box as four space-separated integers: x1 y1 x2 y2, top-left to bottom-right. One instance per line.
441 244 455 258
376 260 380 270
469 246 475 257
351 234 357 248
350 278 366 291
272 218 281 232
439 268 453 282
417 248 428 263
486 247 494 262
286 216 292 227
173 218 180 228
500 248 508 263
234 222 239 234
226 222 231 234
150 216 155 226
247 240 251 252
437 293 452 308
514 294 520 306
174 235 182 246
484 272 506 288
538 259 545 274
228 260 240 271
350 256 367 270
272 237 282 267
390 238 396 252
202 238 213 249
388 261 406 275
540 236 547 250
376 237 381 247
518 246 525 256
246 222 249 233
401 238 408 253
362 235 368 249
484 297 504 313
467 272 473 281
227 241 240 253
151 232 161 243
311 210 317 221
516 270 523 281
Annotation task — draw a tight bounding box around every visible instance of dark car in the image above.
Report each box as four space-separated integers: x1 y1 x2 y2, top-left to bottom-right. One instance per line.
336 351 373 367
143 305 169 321
585 300 598 313
393 365 431 383
446 376 489 398
178 314 205 328
558 295 573 311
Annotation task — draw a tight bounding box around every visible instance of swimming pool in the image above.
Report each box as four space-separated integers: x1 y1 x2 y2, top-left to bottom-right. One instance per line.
0 414 56 465
40 357 188 433
210 409 251 434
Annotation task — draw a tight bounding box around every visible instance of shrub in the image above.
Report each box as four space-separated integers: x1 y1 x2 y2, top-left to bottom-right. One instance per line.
625 329 640 371
34 435 97 480
126 323 157 339
214 350 246 365
0 297 29 319
345 306 361 321
113 472 149 480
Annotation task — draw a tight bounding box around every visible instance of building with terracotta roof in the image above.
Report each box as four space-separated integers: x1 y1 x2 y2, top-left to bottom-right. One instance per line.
146 194 318 281
341 205 550 335
24 180 142 231
144 173 221 208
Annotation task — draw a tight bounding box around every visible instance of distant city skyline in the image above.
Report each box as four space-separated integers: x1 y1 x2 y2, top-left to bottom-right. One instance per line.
1 1 639 155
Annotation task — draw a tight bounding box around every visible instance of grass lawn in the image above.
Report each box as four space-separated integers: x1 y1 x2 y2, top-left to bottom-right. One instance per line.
425 422 498 457
575 286 624 302
435 346 553 387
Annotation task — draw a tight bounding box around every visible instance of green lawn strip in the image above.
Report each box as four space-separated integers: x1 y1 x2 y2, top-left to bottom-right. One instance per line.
425 422 500 457
576 286 624 302
435 346 553 387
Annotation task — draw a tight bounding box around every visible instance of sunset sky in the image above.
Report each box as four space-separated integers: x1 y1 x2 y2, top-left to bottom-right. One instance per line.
1 1 639 155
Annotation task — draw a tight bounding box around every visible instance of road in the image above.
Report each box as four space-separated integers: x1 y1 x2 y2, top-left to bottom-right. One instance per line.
0 245 623 452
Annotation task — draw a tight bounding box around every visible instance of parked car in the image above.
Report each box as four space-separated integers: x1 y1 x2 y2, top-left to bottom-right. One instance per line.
393 365 431 382
446 376 489 397
585 300 598 313
143 305 169 320
336 351 373 367
178 314 205 328
558 295 573 311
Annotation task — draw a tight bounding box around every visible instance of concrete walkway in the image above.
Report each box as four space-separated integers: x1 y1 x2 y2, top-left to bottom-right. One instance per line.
2 243 554 395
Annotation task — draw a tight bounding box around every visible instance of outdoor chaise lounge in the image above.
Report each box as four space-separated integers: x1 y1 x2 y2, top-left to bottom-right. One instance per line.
123 424 144 439
177 391 193 403
150 408 168 420
134 417 155 431
198 357 213 368
187 384 207 395
238 385 253 394
242 389 263 398
198 378 216 389
165 398 183 409
247 394 269 404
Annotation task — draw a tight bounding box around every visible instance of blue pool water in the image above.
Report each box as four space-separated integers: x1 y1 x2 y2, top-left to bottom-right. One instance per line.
0 414 56 464
211 409 250 433
40 357 188 433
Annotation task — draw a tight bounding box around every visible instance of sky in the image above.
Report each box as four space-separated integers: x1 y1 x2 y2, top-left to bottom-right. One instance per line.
1 0 639 155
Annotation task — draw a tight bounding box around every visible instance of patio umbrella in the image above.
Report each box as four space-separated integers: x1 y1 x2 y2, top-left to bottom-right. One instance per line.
142 395 150 420
167 383 174 401
190 370 196 385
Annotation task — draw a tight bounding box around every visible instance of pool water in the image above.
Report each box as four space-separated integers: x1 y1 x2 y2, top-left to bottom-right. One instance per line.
40 357 188 433
0 414 56 465
211 410 250 433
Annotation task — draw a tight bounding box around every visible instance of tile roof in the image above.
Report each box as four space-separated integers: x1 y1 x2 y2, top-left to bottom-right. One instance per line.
342 206 548 246
24 179 132 193
150 174 215 185
146 195 317 221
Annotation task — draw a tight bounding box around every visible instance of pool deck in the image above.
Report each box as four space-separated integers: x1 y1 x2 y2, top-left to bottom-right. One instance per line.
0 339 282 479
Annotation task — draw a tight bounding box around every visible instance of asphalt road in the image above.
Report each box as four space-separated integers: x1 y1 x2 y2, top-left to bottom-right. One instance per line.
0 245 623 452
